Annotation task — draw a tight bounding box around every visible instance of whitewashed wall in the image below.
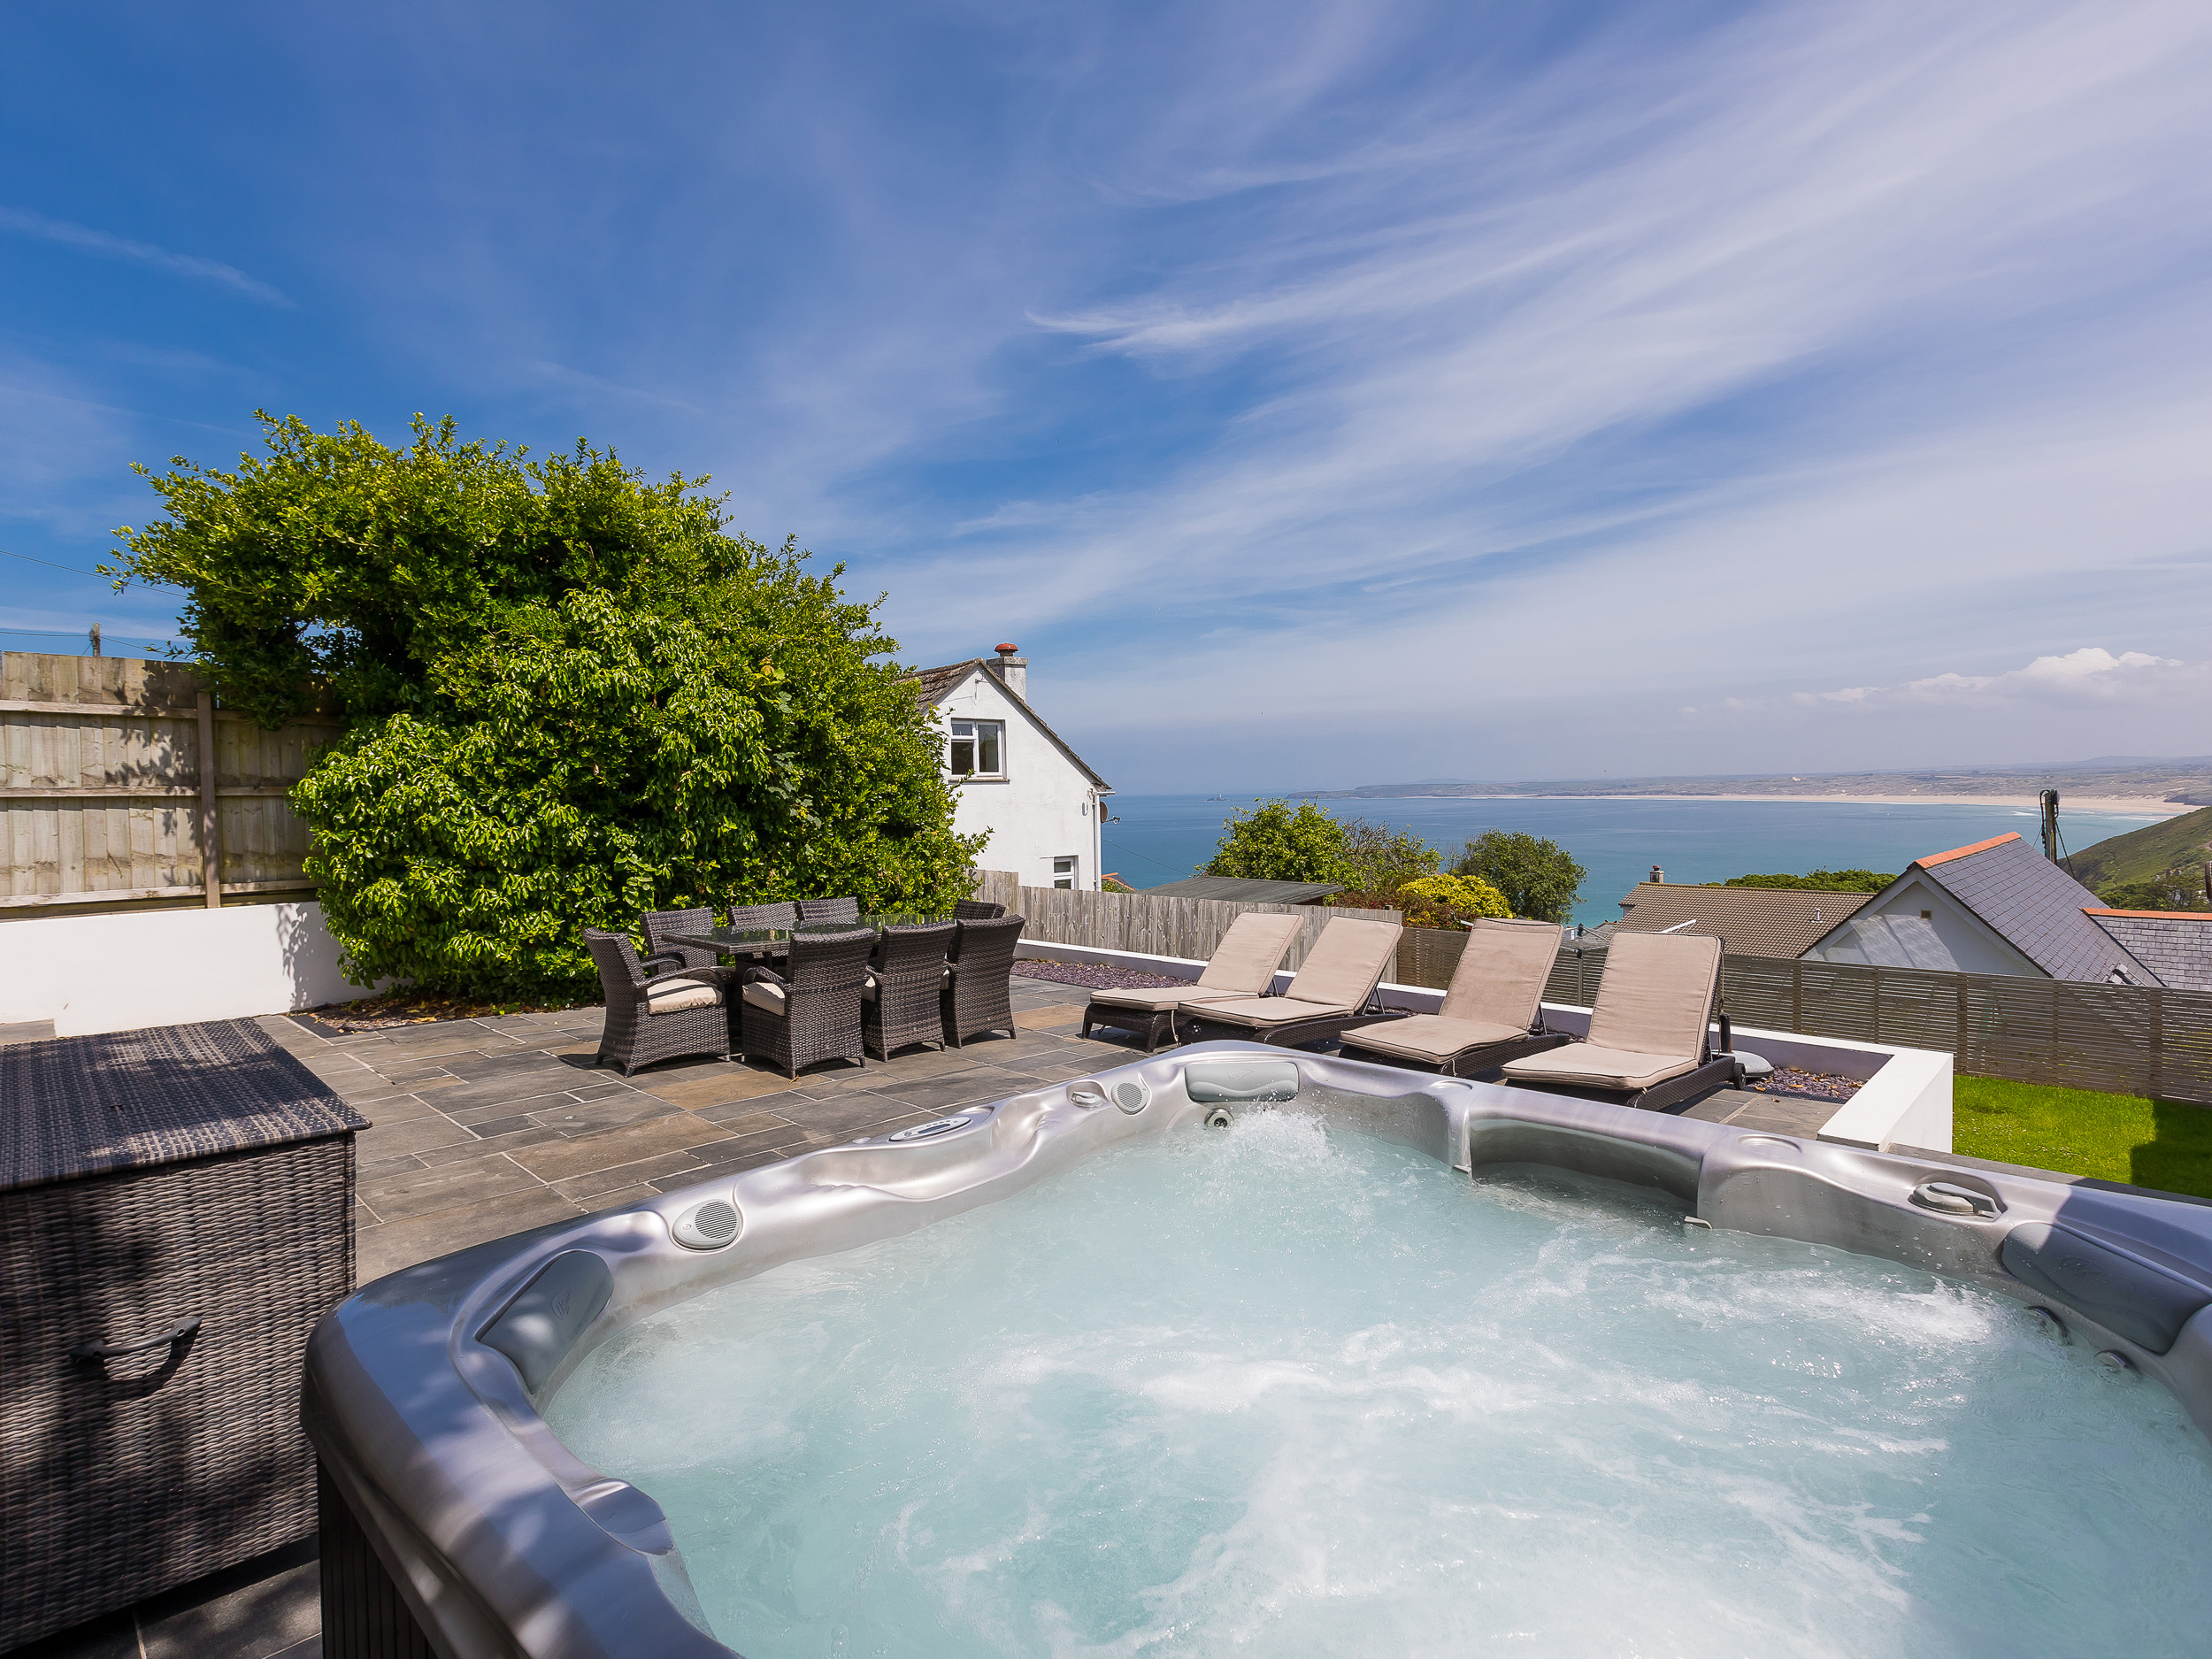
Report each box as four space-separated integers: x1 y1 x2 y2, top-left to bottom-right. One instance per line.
0 901 380 1037
931 668 1106 890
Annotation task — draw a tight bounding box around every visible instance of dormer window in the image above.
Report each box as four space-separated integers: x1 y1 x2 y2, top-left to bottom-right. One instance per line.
949 719 1003 778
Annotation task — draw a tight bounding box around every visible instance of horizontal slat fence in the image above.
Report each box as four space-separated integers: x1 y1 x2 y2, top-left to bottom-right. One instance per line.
1 652 331 911
1397 925 2212 1104
972 871 1398 973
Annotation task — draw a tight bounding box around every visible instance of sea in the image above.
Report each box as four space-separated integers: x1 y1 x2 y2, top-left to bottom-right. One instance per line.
1101 795 2170 926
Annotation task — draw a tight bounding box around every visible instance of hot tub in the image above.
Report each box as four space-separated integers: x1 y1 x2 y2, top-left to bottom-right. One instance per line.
304 1043 2212 1657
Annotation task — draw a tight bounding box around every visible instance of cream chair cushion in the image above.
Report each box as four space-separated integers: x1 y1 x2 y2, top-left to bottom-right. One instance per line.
1438 918 1563 1029
1186 995 1353 1027
1344 1014 1525 1063
1280 918 1402 1010
1498 1044 1698 1092
1193 912 1305 993
1585 932 1722 1056
740 980 788 1014
1089 985 1256 1011
644 977 721 1015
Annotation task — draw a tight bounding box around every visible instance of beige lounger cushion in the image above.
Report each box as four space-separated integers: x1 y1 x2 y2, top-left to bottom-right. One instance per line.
1584 932 1723 1056
1193 911 1304 993
1343 1014 1526 1063
1089 985 1254 1011
646 977 722 1014
1438 918 1563 1029
1281 918 1402 1010
740 980 787 1014
1498 1044 1698 1093
1186 995 1354 1028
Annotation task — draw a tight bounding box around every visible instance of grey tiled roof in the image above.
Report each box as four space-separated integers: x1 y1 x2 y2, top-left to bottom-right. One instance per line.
1610 882 1874 960
2086 913 2212 993
1915 833 2154 984
1141 876 1344 902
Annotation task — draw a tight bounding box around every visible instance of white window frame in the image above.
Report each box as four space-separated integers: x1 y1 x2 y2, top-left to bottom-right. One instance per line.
1052 855 1078 890
947 718 1005 780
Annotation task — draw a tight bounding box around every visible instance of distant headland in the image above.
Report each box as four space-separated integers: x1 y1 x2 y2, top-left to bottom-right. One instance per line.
1286 756 2212 816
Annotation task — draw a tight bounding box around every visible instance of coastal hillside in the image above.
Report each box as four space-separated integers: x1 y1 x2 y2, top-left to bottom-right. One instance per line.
2068 806 2212 893
1305 755 2212 803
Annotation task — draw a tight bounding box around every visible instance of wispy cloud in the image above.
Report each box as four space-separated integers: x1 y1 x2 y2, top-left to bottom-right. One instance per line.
1789 649 2207 710
0 207 291 305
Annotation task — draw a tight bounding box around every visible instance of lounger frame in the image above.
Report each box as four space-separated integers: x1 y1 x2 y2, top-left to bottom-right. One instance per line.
1173 998 1413 1051
1340 1025 1575 1079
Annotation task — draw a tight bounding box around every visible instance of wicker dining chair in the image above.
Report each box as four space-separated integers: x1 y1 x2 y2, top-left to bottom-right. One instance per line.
941 913 1025 1048
863 920 956 1059
585 929 737 1075
952 898 1005 920
641 906 718 973
796 895 861 925
727 900 800 930
739 926 875 1078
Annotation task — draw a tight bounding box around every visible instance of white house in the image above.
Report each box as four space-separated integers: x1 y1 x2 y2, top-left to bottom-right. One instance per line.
906 644 1111 891
1802 833 2159 984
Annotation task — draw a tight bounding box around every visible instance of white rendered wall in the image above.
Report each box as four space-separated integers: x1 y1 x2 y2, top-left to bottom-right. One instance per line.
933 669 1106 890
0 902 380 1037
1809 876 2039 978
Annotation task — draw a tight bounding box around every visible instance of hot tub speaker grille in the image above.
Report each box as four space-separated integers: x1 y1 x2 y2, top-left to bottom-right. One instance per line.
672 1199 741 1250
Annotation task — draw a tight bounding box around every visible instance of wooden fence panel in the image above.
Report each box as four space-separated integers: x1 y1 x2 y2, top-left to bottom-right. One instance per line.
972 871 1398 973
0 651 328 910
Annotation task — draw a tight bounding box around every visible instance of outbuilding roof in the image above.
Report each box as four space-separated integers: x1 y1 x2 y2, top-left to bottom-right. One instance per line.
2084 910 2212 993
1140 875 1346 904
902 658 1111 793
1606 882 1875 960
1808 832 2154 984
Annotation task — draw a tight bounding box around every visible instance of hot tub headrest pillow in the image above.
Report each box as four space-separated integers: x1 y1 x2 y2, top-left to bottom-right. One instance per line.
2000 1223 2212 1356
1185 1062 1300 1104
479 1249 615 1393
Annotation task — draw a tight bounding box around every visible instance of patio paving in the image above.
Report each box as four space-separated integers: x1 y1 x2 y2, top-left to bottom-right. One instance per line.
273 970 1142 1283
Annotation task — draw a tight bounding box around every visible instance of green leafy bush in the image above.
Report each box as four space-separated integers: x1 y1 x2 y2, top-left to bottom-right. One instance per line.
112 414 979 1000
1453 830 1586 922
2095 875 2210 912
1723 869 1894 893
1204 800 1354 884
1340 817 1440 892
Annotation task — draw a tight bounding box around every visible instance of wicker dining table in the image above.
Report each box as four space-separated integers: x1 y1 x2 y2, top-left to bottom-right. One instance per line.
661 913 957 963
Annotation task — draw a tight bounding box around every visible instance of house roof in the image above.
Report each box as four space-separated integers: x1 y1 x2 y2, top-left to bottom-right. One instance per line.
2084 910 2212 993
1808 832 2154 984
1140 875 1345 904
902 658 1111 793
1607 882 1875 960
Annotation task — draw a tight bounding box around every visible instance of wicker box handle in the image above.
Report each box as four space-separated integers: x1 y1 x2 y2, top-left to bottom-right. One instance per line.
70 1315 201 1362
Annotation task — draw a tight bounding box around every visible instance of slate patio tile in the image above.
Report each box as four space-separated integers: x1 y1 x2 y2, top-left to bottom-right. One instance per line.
691 1104 802 1133
636 1068 801 1111
580 1182 664 1214
419 1125 568 1165
353 1115 475 1161
134 1538 321 1659
650 1146 793 1189
359 1153 538 1222
441 1048 593 1083
526 1094 680 1134
506 1114 734 1183
357 1186 583 1283
551 1151 707 1203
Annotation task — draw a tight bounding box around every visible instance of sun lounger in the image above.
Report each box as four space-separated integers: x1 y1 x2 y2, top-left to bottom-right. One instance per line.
1499 931 1740 1111
1080 911 1305 1051
1175 917 1408 1048
1338 918 1571 1076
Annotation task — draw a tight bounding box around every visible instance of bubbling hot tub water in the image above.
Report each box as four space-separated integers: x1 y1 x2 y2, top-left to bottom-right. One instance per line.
546 1110 2211 1658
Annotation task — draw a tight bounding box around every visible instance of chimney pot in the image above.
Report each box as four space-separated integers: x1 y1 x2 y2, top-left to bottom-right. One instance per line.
987 643 1027 701
1650 865 1664 884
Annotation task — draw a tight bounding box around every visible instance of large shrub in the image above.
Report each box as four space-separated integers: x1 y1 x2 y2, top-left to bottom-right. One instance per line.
1203 800 1354 884
1453 830 1586 923
111 413 980 999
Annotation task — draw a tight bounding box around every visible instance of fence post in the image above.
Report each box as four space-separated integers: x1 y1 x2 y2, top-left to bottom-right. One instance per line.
1955 979 1970 1066
2150 987 2165 1102
196 689 222 909
1792 959 1803 1032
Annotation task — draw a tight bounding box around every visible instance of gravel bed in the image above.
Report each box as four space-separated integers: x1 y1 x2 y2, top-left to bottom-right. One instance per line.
1751 1066 1861 1102
1013 959 1187 991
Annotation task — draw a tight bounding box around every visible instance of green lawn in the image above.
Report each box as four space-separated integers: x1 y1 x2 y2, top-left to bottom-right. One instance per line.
1954 1076 2212 1201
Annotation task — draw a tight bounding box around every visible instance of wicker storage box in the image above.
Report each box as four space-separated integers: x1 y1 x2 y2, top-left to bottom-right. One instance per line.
0 1019 361 1652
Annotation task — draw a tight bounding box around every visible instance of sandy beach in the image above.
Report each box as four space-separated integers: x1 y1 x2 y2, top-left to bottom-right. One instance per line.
1425 793 2195 815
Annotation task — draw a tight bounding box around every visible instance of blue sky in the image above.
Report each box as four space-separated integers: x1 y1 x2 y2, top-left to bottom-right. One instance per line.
4 1 2208 791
